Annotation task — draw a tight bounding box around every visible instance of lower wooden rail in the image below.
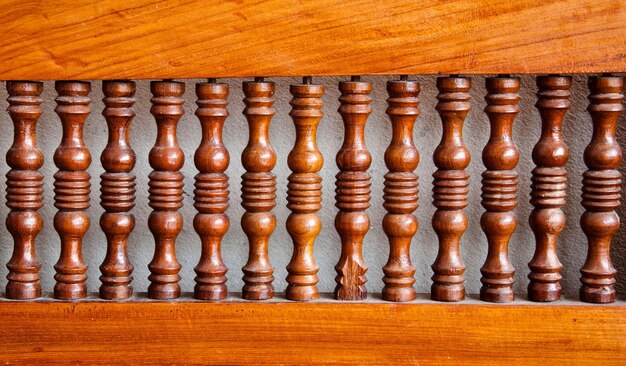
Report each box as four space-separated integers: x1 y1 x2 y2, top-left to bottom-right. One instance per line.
0 296 623 365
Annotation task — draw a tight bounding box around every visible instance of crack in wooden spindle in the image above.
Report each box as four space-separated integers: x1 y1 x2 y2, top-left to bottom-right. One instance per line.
334 77 372 301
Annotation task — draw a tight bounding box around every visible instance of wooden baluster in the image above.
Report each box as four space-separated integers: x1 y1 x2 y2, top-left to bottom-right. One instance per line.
148 80 184 300
528 76 571 302
431 76 471 302
285 76 323 301
193 80 230 300
580 75 624 304
480 76 520 303
5 81 44 299
53 81 91 300
241 77 276 300
382 77 419 302
334 76 371 301
99 80 136 300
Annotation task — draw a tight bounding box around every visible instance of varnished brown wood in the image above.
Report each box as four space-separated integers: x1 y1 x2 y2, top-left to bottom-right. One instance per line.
147 81 184 300
580 75 624 304
480 76 520 303
334 78 372 301
241 79 276 300
382 78 419 302
0 1 624 79
52 81 91 300
431 77 471 302
528 76 571 302
5 81 44 300
193 81 230 301
285 78 323 301
99 80 136 300
0 300 624 365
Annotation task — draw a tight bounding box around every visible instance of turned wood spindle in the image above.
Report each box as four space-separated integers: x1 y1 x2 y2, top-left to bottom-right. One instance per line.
334 77 372 300
431 76 471 302
193 80 230 300
285 77 324 301
5 81 44 300
480 76 520 303
528 76 571 302
99 80 137 300
148 81 185 300
53 81 91 300
580 75 624 304
382 78 419 302
241 78 276 300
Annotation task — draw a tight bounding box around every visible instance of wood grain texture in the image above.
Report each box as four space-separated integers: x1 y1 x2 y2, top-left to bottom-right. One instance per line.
0 300 623 365
0 0 624 80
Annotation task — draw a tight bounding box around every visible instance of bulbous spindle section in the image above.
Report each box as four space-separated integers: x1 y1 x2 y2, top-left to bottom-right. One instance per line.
148 81 184 300
193 80 230 301
5 81 44 300
480 76 520 303
382 78 419 302
285 78 324 301
580 75 624 304
241 79 277 300
99 80 137 300
431 76 471 302
53 81 91 300
334 77 372 301
528 76 571 302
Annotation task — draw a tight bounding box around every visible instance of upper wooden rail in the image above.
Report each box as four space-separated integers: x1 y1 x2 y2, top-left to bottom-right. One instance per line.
1 0 625 80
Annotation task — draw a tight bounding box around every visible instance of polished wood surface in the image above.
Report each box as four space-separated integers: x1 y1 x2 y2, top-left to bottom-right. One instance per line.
147 81 184 300
382 78 419 302
5 81 44 299
0 300 624 365
580 75 624 304
480 77 520 303
431 77 471 302
334 78 372 301
285 78 323 301
193 81 230 301
241 79 277 300
528 76 571 302
52 81 91 300
99 80 136 300
0 1 624 79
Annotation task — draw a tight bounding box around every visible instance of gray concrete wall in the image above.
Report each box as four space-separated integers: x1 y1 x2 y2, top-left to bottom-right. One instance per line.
0 75 624 297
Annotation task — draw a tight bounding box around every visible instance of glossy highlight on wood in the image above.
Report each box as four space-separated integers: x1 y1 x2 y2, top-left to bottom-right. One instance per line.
382 78 419 302
334 77 372 301
285 78 323 301
241 79 277 300
480 76 520 303
193 80 230 301
52 81 91 300
580 75 624 304
147 81 185 300
5 81 44 300
528 75 571 302
99 80 136 300
431 76 471 302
